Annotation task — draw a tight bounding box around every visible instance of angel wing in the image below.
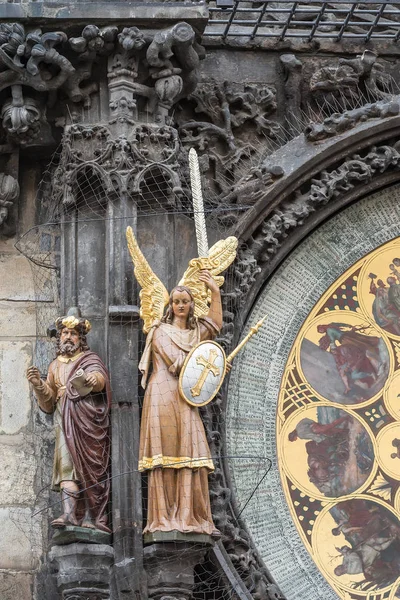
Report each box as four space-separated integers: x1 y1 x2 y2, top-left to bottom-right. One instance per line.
126 226 169 333
179 236 238 317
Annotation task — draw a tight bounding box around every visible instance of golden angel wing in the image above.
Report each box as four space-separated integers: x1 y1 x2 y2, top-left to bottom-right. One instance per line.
179 236 238 317
126 226 169 333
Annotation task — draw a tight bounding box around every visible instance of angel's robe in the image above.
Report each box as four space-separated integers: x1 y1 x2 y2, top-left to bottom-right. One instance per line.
33 351 111 529
138 316 218 535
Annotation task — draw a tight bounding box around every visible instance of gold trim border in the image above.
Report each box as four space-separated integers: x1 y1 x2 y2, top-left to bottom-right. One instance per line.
139 454 215 471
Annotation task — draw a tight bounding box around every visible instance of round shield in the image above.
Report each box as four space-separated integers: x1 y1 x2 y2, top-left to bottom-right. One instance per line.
179 340 226 407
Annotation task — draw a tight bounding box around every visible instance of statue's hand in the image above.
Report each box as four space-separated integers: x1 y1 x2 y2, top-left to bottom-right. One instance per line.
199 270 219 293
27 366 42 387
85 373 98 388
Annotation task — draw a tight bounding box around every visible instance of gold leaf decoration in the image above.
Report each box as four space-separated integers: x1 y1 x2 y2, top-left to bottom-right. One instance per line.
393 341 400 368
179 236 238 317
61 316 80 329
126 226 169 333
369 472 392 501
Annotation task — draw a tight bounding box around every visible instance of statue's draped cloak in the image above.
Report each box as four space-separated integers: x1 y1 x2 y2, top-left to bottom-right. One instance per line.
63 352 112 527
138 316 219 534
35 351 111 528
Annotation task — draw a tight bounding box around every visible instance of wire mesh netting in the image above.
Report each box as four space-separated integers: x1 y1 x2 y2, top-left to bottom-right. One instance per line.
11 124 274 598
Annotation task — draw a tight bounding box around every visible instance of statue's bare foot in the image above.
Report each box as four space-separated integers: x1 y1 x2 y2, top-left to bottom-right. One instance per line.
51 516 67 529
51 514 79 529
81 518 96 529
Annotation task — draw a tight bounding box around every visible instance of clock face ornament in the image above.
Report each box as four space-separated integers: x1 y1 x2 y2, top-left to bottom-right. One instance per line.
226 184 400 600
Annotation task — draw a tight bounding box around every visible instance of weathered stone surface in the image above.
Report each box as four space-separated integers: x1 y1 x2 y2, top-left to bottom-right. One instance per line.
144 542 209 600
49 543 114 597
0 571 33 600
201 50 278 83
51 525 111 546
0 303 36 337
0 2 209 26
0 437 36 504
0 341 33 434
0 254 35 301
0 508 41 570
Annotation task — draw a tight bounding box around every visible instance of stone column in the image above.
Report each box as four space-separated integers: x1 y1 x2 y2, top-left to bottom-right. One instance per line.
49 543 114 600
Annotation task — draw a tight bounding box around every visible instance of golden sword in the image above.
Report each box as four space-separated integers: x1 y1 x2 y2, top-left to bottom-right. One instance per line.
226 315 268 367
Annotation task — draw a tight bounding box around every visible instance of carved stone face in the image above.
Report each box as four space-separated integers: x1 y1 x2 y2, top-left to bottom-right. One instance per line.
171 290 192 322
59 327 81 356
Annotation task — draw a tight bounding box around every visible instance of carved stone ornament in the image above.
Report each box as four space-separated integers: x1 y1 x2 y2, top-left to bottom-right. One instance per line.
0 172 19 227
180 79 278 152
305 99 399 142
310 50 394 103
49 543 114 600
52 122 184 208
0 22 204 144
144 542 209 600
247 142 400 270
107 21 204 127
1 85 41 145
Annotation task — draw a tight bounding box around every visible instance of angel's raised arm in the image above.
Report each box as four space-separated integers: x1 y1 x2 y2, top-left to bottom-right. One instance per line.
126 226 169 333
198 270 223 329
179 236 238 321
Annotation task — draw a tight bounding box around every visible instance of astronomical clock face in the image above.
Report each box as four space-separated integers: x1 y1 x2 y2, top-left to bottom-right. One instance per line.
226 184 400 600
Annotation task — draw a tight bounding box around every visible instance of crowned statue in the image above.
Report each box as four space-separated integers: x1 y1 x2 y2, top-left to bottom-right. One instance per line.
27 310 112 533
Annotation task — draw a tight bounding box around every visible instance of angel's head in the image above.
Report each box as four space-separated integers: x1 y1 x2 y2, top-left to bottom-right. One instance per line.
162 285 196 329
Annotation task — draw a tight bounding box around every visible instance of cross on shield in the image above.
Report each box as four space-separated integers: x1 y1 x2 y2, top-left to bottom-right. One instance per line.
179 340 226 407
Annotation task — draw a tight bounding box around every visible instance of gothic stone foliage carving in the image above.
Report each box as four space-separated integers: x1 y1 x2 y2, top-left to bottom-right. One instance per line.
305 99 399 142
0 172 19 228
180 79 279 152
178 81 283 227
247 143 400 270
1 84 41 146
310 50 393 108
107 22 204 127
0 22 203 144
278 50 397 142
0 22 117 144
52 123 184 210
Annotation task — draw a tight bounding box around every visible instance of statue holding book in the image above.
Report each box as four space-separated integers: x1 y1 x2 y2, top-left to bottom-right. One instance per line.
27 310 112 533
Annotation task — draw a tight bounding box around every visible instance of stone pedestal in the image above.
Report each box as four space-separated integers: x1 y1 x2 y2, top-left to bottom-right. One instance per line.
51 526 111 547
49 543 114 600
144 541 212 600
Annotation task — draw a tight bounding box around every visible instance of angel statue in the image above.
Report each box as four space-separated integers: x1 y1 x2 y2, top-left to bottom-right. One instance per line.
127 212 237 536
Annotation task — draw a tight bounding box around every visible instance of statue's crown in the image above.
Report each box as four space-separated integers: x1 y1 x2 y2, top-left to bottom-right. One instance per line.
55 307 91 335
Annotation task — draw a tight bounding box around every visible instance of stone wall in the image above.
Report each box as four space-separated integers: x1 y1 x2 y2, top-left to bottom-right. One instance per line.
0 162 54 599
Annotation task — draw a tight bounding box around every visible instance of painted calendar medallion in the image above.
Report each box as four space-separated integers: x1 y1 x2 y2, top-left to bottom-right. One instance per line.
227 186 400 600
277 238 400 599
